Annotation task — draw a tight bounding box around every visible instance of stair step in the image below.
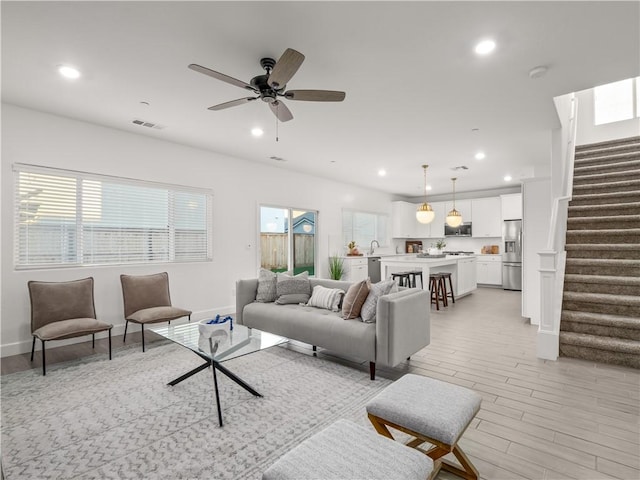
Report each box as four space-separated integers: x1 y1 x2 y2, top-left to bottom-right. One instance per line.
573 169 640 186
565 244 640 260
561 310 640 329
564 273 640 295
574 159 640 177
564 258 640 276
567 214 640 230
566 228 640 245
572 178 640 194
574 159 640 176
576 135 640 152
568 202 640 217
559 332 640 368
563 290 640 317
563 290 640 307
570 190 640 206
574 150 640 167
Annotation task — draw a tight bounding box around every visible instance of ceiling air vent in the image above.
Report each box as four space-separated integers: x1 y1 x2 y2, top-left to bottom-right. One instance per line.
451 165 469 171
132 119 165 130
269 156 287 162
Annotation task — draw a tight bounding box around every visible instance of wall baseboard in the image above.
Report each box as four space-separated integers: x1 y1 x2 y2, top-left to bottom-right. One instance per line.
0 306 234 358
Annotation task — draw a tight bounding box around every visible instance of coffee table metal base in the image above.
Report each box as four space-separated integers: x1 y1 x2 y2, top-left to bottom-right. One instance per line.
166 349 262 427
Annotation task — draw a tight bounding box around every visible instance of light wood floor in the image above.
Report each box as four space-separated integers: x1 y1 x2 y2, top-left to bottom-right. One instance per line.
3 287 639 479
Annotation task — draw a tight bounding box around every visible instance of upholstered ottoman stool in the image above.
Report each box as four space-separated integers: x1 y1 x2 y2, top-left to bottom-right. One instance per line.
262 419 434 480
366 374 482 480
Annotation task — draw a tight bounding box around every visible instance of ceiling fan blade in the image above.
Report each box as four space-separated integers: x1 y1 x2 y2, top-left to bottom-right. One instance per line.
267 48 305 89
284 90 346 102
208 97 258 111
189 64 256 92
269 100 293 122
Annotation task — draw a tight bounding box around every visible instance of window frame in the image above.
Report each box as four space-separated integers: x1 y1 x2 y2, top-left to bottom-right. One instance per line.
13 163 213 270
342 208 389 252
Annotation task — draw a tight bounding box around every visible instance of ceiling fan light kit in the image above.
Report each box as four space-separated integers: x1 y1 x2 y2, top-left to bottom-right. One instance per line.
416 164 435 224
446 177 463 227
189 48 345 122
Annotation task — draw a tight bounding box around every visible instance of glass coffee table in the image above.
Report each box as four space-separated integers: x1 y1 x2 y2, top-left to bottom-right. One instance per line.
149 321 287 427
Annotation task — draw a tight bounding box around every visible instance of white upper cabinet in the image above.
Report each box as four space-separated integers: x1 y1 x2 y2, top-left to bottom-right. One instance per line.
471 197 502 237
501 193 522 220
392 201 417 238
427 201 446 238
444 199 472 223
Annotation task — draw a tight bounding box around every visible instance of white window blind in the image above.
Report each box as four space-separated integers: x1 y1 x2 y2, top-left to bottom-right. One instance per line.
14 164 212 268
342 209 388 249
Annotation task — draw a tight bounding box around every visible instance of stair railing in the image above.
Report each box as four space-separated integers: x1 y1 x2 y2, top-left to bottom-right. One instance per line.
538 93 578 360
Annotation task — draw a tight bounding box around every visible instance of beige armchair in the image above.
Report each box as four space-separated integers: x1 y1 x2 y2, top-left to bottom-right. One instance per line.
120 272 191 352
28 277 113 375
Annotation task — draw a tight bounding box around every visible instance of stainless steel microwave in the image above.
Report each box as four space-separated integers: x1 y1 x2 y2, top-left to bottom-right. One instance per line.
444 222 472 237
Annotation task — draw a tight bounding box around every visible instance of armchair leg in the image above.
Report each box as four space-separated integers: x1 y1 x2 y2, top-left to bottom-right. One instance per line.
123 320 129 343
108 330 112 360
30 337 36 362
92 334 95 349
41 340 46 376
141 324 145 352
370 362 376 380
188 314 192 322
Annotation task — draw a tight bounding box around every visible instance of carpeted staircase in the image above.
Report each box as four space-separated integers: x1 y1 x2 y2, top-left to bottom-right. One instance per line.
560 136 640 368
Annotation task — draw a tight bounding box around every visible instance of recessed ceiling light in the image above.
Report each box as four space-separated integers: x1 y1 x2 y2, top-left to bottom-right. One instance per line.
378 169 387 177
251 127 264 137
475 152 486 160
504 175 512 182
58 65 81 79
474 39 496 55
425 185 432 191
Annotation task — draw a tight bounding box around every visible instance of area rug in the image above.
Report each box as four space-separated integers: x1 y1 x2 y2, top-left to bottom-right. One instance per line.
1 342 392 479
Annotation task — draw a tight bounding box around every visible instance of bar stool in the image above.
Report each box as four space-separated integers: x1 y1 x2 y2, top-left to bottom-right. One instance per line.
391 272 411 287
429 274 447 310
406 269 424 289
435 272 456 305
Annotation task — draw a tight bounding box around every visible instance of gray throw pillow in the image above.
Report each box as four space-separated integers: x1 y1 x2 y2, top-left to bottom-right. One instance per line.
361 279 396 323
276 293 311 305
307 285 345 312
256 268 277 303
276 271 311 300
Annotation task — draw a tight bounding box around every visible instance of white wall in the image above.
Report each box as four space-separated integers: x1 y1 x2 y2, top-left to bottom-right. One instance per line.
575 88 640 146
1 104 394 356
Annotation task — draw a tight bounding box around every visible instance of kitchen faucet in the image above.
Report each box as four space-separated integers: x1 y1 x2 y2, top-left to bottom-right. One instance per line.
369 240 380 255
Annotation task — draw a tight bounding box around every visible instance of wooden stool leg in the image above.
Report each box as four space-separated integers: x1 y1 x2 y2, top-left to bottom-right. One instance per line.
430 278 440 311
448 275 456 303
439 277 448 307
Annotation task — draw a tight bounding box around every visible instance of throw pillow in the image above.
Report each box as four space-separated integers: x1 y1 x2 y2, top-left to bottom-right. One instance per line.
360 279 396 323
307 285 345 312
342 279 370 320
276 293 311 305
256 268 277 303
276 271 311 302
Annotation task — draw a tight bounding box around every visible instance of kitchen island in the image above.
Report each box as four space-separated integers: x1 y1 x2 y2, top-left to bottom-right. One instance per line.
380 255 477 298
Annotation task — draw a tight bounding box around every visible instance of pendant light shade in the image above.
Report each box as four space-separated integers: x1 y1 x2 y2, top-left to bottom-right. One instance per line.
446 177 463 227
416 164 435 224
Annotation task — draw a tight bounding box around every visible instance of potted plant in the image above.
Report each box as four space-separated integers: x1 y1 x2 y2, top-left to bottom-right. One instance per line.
329 255 345 280
431 239 447 254
347 240 359 256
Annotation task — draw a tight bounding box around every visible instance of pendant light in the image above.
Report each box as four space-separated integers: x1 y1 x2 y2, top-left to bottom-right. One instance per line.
446 177 463 227
416 164 435 224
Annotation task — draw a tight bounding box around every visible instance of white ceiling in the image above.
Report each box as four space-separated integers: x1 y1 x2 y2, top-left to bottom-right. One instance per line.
2 1 639 197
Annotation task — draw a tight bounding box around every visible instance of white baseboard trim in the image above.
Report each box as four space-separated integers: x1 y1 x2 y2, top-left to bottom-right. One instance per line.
0 305 235 358
537 329 559 361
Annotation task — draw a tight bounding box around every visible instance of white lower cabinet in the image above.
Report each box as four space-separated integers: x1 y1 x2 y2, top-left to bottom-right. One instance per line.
456 257 477 296
476 256 503 285
342 257 368 282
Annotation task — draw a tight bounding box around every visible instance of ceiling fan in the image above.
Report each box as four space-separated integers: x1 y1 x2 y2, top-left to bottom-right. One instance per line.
188 48 345 122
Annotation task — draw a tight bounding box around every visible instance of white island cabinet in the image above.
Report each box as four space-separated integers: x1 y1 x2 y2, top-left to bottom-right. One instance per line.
380 255 477 298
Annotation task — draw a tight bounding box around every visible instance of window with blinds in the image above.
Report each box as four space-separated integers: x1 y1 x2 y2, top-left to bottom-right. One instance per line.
14 164 213 268
342 209 388 249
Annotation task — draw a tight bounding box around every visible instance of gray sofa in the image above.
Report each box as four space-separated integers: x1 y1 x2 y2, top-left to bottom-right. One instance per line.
235 278 430 379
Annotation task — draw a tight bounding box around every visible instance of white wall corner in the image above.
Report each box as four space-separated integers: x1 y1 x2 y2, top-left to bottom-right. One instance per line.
537 328 559 361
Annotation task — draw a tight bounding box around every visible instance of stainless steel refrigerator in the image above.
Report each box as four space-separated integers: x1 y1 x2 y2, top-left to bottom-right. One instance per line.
502 219 522 291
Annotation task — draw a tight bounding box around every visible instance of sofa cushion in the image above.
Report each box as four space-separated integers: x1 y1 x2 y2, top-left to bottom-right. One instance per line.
361 279 396 323
342 279 370 320
276 271 311 303
307 285 345 312
276 293 311 305
256 268 278 303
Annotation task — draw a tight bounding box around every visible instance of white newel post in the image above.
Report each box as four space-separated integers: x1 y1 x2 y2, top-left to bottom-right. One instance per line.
538 250 560 360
